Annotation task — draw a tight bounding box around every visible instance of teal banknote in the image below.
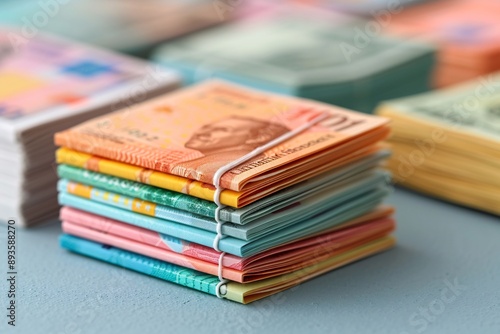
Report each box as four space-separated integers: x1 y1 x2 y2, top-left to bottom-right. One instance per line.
58 170 390 241
58 183 389 257
60 233 395 304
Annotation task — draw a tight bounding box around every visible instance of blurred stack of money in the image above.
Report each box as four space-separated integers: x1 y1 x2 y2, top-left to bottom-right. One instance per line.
152 5 436 113
291 0 423 15
0 0 224 56
0 28 180 226
55 80 396 303
376 74 500 215
383 0 500 88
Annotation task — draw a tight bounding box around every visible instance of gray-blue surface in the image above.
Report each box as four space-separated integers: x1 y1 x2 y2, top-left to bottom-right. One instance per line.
0 188 499 334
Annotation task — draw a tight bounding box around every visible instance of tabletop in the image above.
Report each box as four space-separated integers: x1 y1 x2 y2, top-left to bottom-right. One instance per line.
0 187 499 334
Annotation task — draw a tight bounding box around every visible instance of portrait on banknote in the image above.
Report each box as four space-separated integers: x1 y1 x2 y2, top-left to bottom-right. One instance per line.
171 116 290 180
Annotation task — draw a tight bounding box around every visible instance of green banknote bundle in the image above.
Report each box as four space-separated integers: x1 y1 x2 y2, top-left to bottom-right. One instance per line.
152 5 435 113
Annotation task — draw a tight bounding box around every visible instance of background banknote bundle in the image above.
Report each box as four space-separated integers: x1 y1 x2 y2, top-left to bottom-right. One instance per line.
376 73 500 215
54 80 397 303
0 0 224 56
0 28 180 226
292 0 424 15
384 0 500 88
152 5 435 113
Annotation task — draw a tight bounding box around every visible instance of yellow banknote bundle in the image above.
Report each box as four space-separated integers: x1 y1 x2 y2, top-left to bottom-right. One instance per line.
377 74 500 215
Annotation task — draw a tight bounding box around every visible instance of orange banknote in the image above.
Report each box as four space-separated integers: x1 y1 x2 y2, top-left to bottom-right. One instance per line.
55 80 389 192
56 143 382 207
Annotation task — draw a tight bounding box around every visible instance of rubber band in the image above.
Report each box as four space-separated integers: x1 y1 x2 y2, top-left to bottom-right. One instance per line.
211 111 329 298
215 252 228 298
216 280 228 298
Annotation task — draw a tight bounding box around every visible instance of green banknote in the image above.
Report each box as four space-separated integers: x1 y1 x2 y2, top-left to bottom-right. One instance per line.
153 6 435 112
57 150 390 225
58 170 390 240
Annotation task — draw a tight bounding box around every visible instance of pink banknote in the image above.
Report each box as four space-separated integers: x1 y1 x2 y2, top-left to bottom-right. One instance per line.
60 206 395 282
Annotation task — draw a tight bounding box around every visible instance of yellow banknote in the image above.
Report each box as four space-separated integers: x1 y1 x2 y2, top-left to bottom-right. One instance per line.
56 144 381 207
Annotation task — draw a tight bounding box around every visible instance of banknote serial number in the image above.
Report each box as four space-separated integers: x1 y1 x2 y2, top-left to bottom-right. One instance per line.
6 219 17 326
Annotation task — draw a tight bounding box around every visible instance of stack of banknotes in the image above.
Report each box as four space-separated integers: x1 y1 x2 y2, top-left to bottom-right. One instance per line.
376 73 500 215
292 0 423 15
152 5 435 113
384 0 500 88
0 28 180 226
54 80 397 303
0 0 224 55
